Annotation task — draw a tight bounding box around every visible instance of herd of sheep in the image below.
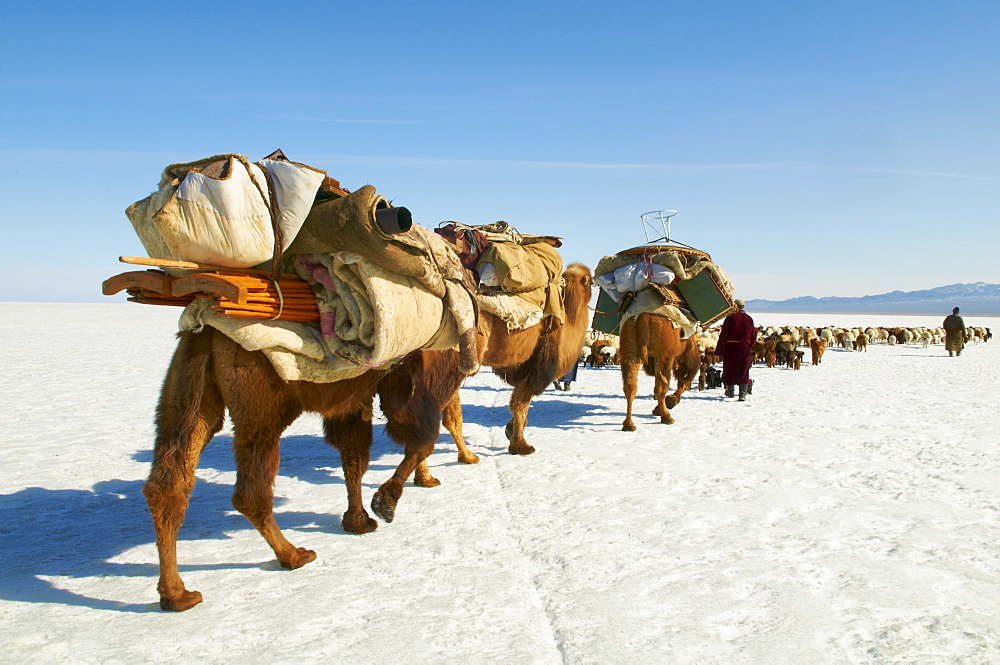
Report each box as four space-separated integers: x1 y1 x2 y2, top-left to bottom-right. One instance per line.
578 323 992 372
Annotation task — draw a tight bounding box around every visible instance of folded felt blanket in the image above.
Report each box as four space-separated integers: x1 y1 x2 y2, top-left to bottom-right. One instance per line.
285 185 479 374
477 240 565 324
295 249 475 369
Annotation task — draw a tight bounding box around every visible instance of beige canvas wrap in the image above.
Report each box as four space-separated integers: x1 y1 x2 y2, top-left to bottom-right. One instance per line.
178 298 379 383
126 153 326 269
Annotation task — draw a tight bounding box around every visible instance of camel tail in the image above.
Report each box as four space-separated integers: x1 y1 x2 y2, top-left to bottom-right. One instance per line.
380 349 464 445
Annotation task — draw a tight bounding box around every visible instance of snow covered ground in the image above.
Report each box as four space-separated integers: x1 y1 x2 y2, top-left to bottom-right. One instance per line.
1 303 998 664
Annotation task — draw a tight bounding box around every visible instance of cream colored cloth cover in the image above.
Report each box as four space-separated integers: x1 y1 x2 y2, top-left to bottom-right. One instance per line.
126 153 326 269
476 293 545 331
178 298 379 383
620 289 700 340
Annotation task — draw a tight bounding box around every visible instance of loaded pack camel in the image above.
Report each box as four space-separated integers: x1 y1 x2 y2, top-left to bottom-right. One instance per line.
143 329 468 611
619 313 702 430
425 263 593 463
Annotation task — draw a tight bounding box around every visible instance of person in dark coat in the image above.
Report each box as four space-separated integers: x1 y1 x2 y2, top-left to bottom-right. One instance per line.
943 306 966 357
553 361 579 391
715 299 757 400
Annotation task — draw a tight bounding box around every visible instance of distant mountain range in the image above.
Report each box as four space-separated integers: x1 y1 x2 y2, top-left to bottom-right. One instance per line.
745 282 1000 316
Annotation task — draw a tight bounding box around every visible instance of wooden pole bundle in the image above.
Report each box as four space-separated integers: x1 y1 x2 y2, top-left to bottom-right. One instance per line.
104 257 321 323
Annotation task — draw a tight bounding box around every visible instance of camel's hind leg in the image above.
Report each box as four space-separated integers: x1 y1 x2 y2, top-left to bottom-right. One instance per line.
325 411 379 534
443 391 479 465
143 332 224 612
665 339 700 409
652 367 675 424
504 382 538 455
230 422 316 570
216 339 315 569
621 360 641 431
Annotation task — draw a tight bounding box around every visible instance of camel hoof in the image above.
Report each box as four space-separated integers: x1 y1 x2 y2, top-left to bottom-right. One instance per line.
458 452 480 464
342 511 378 534
504 421 514 440
508 442 535 455
660 416 675 425
160 589 203 612
622 421 637 432
414 474 441 488
665 395 679 408
371 491 396 523
651 404 661 416
280 547 317 570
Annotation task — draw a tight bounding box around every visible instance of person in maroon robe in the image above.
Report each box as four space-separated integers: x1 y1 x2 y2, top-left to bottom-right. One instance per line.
715 299 757 400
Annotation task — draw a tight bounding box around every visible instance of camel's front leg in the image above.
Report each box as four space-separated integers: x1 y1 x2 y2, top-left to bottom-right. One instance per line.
325 412 378 534
505 383 537 454
372 439 435 523
373 377 448 521
413 389 480 488
666 373 694 409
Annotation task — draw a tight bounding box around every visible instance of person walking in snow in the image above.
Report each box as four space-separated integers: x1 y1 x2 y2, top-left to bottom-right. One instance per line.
716 299 757 401
943 306 966 357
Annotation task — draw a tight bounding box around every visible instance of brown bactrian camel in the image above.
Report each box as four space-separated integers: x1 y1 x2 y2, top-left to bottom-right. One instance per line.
142 329 467 611
619 312 702 431
424 263 593 464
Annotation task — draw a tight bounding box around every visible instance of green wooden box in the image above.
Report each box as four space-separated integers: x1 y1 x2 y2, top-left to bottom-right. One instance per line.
591 288 625 334
675 270 732 325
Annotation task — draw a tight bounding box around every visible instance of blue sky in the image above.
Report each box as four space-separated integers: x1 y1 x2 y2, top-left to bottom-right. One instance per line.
2 1 998 302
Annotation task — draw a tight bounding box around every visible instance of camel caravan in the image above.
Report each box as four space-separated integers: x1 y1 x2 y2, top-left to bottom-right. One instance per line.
105 156 986 611
104 152 598 610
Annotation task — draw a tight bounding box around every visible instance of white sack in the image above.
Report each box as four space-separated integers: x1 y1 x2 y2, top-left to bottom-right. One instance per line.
126 153 326 268
596 262 675 302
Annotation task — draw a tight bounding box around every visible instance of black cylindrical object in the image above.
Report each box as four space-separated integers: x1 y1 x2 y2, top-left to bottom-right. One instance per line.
375 206 412 235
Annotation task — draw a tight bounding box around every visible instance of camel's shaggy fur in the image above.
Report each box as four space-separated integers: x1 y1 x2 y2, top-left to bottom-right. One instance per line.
427 263 592 464
143 328 466 611
618 313 701 430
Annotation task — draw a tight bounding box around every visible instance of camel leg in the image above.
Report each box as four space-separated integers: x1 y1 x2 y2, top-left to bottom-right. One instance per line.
143 334 224 611
373 378 445 521
621 360 640 431
230 425 317 571
144 412 221 611
371 438 435 523
325 412 378 534
443 391 479 465
413 391 479 487
505 382 537 455
666 345 699 409
413 460 439 489
652 369 675 424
